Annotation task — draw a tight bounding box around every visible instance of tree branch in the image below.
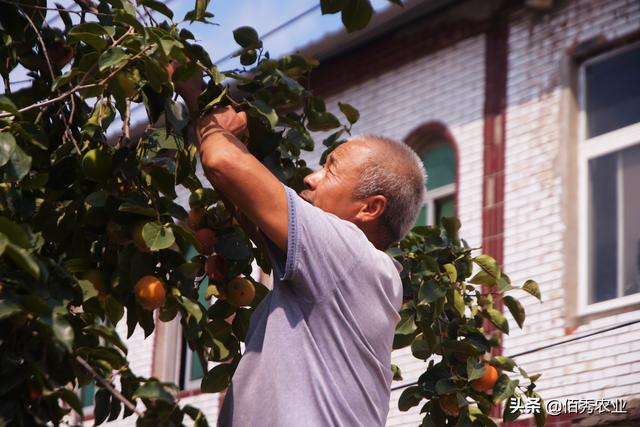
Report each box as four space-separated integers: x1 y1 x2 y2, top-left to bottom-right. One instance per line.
21 8 55 82
75 355 144 418
0 0 113 16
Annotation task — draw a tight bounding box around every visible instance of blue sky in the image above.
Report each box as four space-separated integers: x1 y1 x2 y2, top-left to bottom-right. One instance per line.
172 0 393 69
2 0 395 91
1 0 398 132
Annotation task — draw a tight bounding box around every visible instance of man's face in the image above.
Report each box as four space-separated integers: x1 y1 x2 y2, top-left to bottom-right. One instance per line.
300 140 372 221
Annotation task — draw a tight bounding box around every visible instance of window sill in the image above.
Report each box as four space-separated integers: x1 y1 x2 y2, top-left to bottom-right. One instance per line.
575 292 640 323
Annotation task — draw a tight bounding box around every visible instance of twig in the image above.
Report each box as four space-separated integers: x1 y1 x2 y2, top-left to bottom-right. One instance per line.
119 98 131 148
21 8 55 82
74 355 144 417
0 29 142 120
2 73 10 94
0 0 113 16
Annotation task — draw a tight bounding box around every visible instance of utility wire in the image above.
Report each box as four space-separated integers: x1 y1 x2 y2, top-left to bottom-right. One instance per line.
214 4 322 65
390 318 640 392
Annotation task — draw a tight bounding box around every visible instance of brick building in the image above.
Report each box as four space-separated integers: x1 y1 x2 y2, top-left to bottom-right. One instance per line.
77 0 640 425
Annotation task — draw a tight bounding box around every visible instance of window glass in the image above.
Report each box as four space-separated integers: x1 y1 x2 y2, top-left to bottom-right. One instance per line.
588 143 640 303
422 144 455 190
588 151 618 303
622 144 640 296
435 196 455 226
81 381 95 408
586 45 640 138
416 206 427 227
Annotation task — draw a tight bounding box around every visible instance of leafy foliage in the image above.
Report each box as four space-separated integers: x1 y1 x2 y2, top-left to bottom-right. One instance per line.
0 1 542 426
389 219 544 426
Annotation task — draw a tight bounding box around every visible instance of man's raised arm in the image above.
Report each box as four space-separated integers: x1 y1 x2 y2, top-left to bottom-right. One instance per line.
169 64 289 253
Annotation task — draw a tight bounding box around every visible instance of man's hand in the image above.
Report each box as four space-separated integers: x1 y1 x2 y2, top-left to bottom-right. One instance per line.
198 106 249 143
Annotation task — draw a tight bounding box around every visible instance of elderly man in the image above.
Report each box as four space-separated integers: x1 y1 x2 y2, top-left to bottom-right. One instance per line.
171 67 426 426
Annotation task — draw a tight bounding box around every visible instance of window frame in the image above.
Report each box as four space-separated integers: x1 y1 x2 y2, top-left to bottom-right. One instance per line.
422 183 456 226
405 121 459 227
577 41 640 315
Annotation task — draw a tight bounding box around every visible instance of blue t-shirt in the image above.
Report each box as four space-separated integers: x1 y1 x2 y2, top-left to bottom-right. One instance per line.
218 185 403 427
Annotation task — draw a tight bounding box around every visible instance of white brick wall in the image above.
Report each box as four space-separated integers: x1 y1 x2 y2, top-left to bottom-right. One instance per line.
503 0 640 409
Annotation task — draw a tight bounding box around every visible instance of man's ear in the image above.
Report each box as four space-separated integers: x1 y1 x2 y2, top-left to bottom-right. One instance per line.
356 195 387 223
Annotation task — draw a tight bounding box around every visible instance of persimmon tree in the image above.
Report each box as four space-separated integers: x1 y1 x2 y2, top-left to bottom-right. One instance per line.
0 1 544 426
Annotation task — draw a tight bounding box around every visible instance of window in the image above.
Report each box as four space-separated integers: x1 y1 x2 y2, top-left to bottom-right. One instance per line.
175 246 208 390
408 126 457 227
80 381 95 410
578 42 640 314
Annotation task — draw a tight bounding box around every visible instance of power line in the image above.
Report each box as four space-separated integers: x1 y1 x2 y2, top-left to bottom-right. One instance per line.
214 4 322 65
390 318 640 392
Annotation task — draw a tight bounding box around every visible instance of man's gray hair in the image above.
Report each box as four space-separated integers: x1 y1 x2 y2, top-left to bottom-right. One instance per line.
351 135 427 248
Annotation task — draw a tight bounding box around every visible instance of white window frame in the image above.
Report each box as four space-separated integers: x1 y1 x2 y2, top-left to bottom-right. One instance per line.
423 183 456 225
174 326 207 391
577 41 640 315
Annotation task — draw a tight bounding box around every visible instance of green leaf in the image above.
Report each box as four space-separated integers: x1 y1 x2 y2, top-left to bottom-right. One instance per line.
194 0 211 21
5 243 40 280
471 255 500 286
0 232 6 255
275 70 304 94
84 324 128 354
398 385 423 411
180 297 204 322
467 358 486 381
232 307 252 341
503 295 525 328
0 132 16 167
435 379 457 395
307 111 340 132
395 310 417 335
0 143 32 182
411 335 431 360
391 364 403 381
0 299 22 320
52 315 74 352
67 23 110 51
521 280 541 301
452 289 465 317
492 374 518 402
51 388 84 416
139 0 174 18
77 279 99 301
232 26 262 49
342 0 374 33
145 166 177 199
248 100 278 128
0 96 20 115
142 222 175 251
338 102 359 124
0 217 29 248
443 263 457 283
321 0 347 14
165 99 190 132
240 49 257 66
215 232 253 261
489 355 516 372
105 296 125 325
134 380 174 402
99 47 130 71
418 280 447 303
201 363 232 393
485 308 509 334
94 388 111 425
503 394 522 423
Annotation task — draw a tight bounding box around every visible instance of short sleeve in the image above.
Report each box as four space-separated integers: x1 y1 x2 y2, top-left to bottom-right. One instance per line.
262 185 371 301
